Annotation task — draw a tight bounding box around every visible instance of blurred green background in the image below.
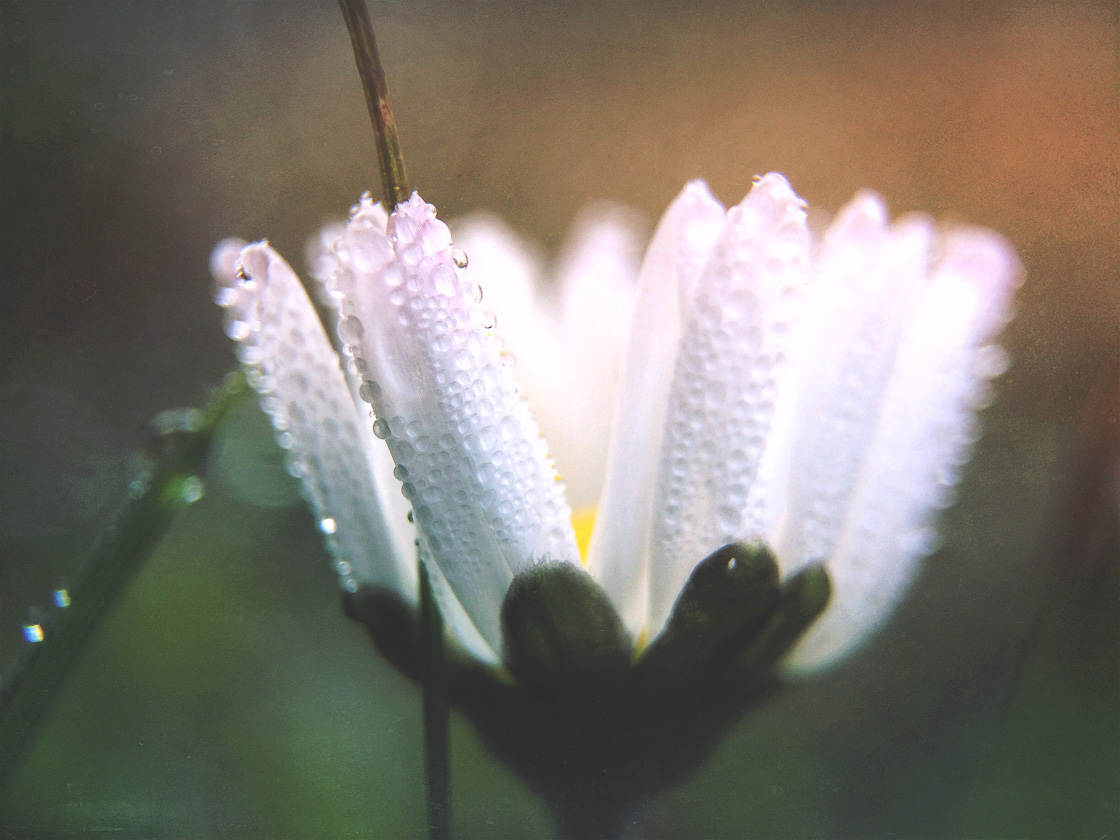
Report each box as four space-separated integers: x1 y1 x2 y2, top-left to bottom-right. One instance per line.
1 0 1117 836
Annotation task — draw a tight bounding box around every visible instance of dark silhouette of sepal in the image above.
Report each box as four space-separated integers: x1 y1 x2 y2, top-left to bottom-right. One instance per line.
501 562 632 693
736 562 831 678
343 544 833 840
636 541 780 682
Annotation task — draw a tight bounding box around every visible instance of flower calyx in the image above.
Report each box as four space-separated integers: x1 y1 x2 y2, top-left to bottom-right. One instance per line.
344 541 829 837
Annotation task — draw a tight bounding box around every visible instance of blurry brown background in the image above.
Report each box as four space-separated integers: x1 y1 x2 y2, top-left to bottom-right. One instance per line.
1 0 1117 837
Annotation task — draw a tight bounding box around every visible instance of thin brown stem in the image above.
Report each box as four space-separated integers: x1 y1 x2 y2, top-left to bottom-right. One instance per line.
338 0 411 208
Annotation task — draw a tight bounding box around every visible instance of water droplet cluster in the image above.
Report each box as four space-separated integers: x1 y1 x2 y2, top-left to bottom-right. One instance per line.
778 204 1020 672
316 193 577 649
779 194 917 567
855 227 1017 547
648 174 810 626
211 237 415 597
14 577 72 654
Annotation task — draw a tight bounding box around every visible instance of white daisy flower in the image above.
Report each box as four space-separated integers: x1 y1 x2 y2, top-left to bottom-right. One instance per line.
210 173 1019 676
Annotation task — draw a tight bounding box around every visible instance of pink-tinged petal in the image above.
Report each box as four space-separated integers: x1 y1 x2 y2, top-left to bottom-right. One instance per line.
773 192 930 573
326 193 578 661
784 218 1022 673
587 180 726 636
210 238 417 600
306 215 429 603
646 173 812 638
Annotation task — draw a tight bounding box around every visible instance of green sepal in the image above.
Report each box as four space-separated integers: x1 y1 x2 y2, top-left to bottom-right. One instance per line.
344 546 833 840
637 541 780 681
501 562 632 692
736 562 831 677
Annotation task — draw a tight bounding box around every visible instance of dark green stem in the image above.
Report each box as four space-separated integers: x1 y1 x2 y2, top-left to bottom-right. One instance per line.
551 800 629 840
0 371 247 791
419 561 450 840
338 0 411 209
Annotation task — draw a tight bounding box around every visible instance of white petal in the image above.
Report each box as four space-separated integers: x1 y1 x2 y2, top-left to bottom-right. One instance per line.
584 181 724 635
450 213 545 351
210 238 417 600
313 211 499 663
645 174 811 638
773 192 927 572
783 217 1021 673
454 208 645 511
306 219 351 305
306 218 420 578
451 214 567 494
329 193 579 659
549 204 645 508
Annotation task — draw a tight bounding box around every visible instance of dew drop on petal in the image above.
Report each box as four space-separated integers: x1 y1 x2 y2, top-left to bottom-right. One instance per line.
715 503 741 535
318 516 338 535
900 526 941 557
383 264 404 288
338 315 364 344
225 319 252 342
358 380 381 404
974 344 1011 379
935 462 961 487
432 264 458 297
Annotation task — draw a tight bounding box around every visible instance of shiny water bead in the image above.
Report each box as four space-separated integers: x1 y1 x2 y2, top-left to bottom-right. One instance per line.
23 622 44 644
179 475 205 504
209 239 416 601
647 174 811 635
330 193 578 659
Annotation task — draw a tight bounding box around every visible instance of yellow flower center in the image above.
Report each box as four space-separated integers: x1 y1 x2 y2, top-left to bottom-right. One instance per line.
571 506 596 568
570 505 650 654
